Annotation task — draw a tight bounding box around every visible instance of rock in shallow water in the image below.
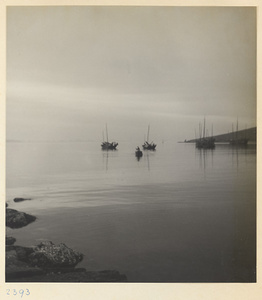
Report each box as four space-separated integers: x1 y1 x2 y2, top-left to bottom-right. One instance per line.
28 241 84 270
6 237 16 246
6 208 36 229
13 197 31 203
6 243 127 282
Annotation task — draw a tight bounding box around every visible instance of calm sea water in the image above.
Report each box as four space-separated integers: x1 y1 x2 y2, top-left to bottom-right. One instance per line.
6 140 256 282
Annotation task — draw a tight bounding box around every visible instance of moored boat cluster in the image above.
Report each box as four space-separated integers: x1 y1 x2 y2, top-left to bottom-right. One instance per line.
195 118 249 150
102 125 157 158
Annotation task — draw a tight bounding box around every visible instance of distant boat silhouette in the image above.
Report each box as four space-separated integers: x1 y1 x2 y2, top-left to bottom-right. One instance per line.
229 118 248 146
195 118 215 149
101 124 118 150
142 125 156 151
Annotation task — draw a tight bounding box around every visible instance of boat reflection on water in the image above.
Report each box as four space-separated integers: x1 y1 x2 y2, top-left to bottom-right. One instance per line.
230 143 250 170
196 143 254 174
102 150 109 171
229 118 249 147
196 147 214 171
135 146 152 171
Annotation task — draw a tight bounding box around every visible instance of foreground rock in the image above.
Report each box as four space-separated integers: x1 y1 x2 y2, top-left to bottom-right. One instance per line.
6 242 127 282
6 208 36 228
14 197 32 203
28 241 84 270
6 242 82 280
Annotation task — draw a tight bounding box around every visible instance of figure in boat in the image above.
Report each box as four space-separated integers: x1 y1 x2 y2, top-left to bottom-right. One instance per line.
135 146 143 161
135 146 143 157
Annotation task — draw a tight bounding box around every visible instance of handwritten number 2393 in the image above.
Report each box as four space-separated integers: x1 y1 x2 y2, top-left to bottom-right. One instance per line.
6 289 30 297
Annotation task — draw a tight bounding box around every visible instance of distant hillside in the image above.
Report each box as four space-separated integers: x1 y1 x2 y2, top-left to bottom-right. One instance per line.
186 127 256 143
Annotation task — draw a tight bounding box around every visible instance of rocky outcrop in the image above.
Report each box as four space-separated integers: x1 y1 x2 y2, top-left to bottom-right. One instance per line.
5 203 128 282
6 242 127 282
14 197 32 203
6 208 36 229
6 242 83 280
28 241 84 270
6 242 83 269
6 237 16 246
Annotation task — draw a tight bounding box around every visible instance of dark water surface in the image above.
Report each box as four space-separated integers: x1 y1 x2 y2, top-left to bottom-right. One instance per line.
6 141 256 282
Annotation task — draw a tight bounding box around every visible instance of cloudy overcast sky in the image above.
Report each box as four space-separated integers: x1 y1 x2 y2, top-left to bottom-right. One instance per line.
7 6 256 142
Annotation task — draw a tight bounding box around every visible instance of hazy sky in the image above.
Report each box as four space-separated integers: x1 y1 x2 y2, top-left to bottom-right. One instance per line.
7 6 256 142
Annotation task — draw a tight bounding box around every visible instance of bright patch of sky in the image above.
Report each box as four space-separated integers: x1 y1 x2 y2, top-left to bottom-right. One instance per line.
7 6 256 142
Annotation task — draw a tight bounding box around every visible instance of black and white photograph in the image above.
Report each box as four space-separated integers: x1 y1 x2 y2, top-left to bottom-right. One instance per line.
3 2 259 298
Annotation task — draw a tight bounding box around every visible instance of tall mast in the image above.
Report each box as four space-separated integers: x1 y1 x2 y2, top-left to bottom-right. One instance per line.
147 125 150 142
236 117 238 140
203 117 206 139
199 123 202 139
106 124 109 143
